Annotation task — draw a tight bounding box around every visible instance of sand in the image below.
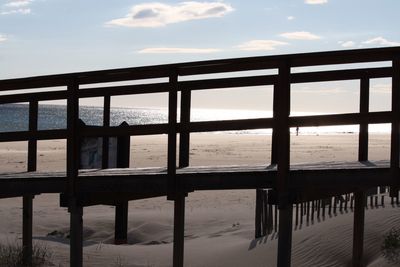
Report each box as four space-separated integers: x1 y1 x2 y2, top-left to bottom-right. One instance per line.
0 133 397 266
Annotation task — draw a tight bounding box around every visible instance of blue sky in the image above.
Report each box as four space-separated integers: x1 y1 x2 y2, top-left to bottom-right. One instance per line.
0 0 399 112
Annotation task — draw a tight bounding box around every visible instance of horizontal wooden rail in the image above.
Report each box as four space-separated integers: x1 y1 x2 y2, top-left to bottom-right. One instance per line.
81 124 169 137
289 111 392 127
0 90 68 104
0 67 393 105
0 129 67 142
0 111 392 143
184 118 274 132
291 67 392 83
0 46 399 91
78 83 168 98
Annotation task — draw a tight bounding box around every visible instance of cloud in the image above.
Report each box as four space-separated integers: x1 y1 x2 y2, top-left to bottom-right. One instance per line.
5 0 32 7
339 41 355 48
0 34 6 42
237 40 288 51
137 47 221 54
287 16 295 20
1 8 30 14
305 0 328 4
280 31 321 40
1 0 33 15
106 1 234 27
362 37 400 46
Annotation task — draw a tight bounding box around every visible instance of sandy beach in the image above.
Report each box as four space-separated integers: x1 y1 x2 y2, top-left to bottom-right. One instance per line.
0 133 397 266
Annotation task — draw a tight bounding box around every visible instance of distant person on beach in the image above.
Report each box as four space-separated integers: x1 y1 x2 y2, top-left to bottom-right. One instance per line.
296 126 299 136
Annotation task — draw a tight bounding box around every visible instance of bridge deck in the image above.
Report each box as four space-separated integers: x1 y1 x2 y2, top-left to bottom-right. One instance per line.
0 160 391 199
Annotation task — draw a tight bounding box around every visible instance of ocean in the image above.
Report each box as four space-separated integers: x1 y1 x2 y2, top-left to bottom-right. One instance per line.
0 104 390 135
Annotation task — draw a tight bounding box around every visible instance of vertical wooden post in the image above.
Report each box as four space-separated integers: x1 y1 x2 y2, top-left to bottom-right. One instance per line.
167 70 185 267
102 95 110 169
300 202 303 225
333 197 337 214
391 58 400 197
22 194 33 266
173 192 185 267
67 79 83 267
352 191 366 267
258 72 268 237
70 203 83 267
311 201 315 221
359 77 369 162
274 204 278 233
255 189 262 238
352 76 369 267
23 100 38 266
167 70 178 199
271 77 279 165
275 61 293 267
28 100 38 172
179 88 191 168
339 198 343 213
114 124 130 244
114 202 128 244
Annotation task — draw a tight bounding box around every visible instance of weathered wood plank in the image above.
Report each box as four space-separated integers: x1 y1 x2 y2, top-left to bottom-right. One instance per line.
275 61 293 267
114 202 128 244
358 77 369 161
391 58 400 195
179 87 191 168
1 47 398 91
291 67 391 84
0 129 67 142
102 95 110 169
352 191 366 267
22 195 33 266
290 111 391 127
0 161 393 198
167 70 178 200
0 90 68 105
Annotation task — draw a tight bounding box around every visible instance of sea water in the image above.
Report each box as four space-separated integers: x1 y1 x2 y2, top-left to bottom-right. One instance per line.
0 103 391 135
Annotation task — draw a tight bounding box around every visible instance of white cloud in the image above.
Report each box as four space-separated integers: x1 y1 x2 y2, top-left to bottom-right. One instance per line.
0 34 6 42
287 16 295 20
305 0 328 4
1 8 30 14
339 41 355 48
1 0 33 15
362 37 400 47
237 40 288 51
106 1 234 28
137 47 221 54
5 0 32 7
280 31 321 40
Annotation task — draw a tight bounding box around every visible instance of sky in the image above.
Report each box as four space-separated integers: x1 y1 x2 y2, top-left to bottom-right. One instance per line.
0 0 399 113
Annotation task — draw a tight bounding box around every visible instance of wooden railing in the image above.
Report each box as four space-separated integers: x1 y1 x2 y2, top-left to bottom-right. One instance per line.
0 47 398 191
0 46 400 267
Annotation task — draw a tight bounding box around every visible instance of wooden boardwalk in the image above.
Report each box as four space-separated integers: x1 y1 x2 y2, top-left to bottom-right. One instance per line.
0 46 399 266
0 160 391 197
